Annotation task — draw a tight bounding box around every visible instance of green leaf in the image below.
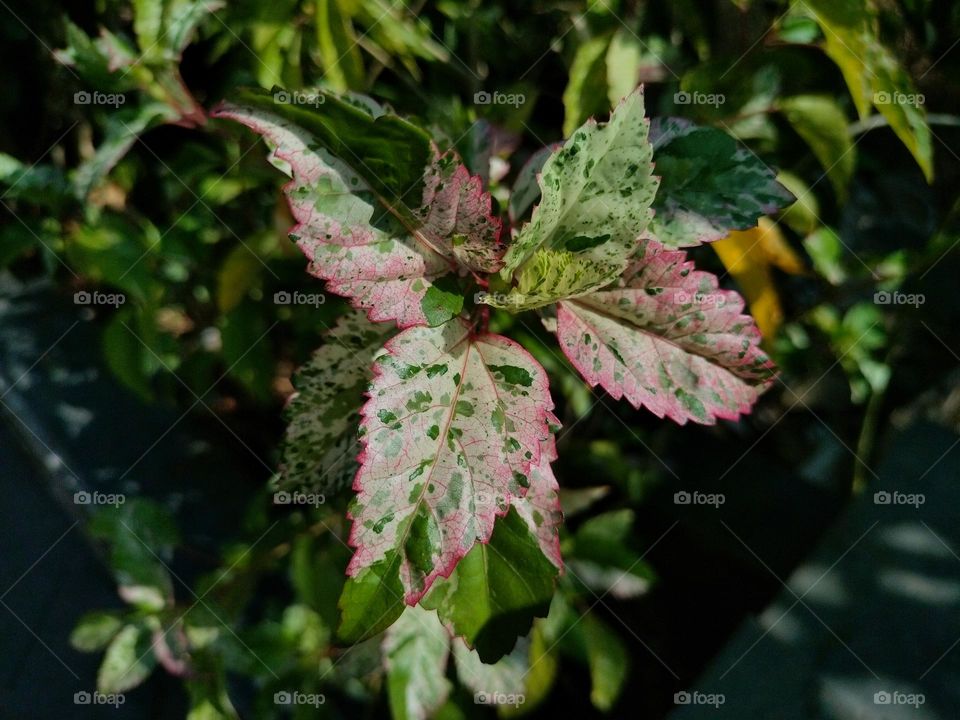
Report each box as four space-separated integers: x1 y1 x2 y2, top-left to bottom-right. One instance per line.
804 226 848 285
337 554 406 643
385 606 452 720
605 29 643 107
508 144 555 224
802 0 932 181
780 95 855 200
90 500 179 612
280 309 394 495
70 611 125 652
582 613 629 711
97 623 158 693
647 117 795 247
483 247 622 312
72 102 177 200
423 508 560 663
163 0 224 56
562 35 612 137
315 0 365 92
499 89 658 305
568 510 653 599
54 22 145 94
133 0 164 58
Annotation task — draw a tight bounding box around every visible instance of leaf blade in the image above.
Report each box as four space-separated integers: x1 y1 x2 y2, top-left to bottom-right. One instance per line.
554 239 776 425
499 89 658 306
280 309 394 495
346 317 556 604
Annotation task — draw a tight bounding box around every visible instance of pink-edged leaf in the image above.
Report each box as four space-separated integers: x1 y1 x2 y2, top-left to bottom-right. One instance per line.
279 309 394 495
212 90 502 328
419 154 504 273
346 316 556 604
554 238 777 425
514 436 563 569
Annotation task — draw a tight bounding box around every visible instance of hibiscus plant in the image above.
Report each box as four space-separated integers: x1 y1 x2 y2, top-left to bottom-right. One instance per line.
211 85 793 662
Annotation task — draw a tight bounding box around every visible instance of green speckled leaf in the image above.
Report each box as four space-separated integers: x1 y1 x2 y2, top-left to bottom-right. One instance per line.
346 317 557 605
647 118 794 247
554 239 777 425
498 89 658 305
279 309 394 495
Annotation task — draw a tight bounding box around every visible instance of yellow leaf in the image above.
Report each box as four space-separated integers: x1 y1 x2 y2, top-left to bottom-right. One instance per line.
712 219 805 341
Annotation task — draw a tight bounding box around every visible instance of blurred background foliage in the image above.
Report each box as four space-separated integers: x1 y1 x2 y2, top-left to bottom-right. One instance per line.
1 0 959 718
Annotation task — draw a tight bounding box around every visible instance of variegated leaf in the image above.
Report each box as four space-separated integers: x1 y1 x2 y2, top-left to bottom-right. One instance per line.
279 310 394 495
384 606 452 720
492 89 658 308
646 118 794 248
213 89 501 328
514 436 563 569
346 317 556 604
554 239 776 425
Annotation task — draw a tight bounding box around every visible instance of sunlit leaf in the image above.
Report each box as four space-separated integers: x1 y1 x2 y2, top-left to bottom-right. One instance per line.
554 238 776 425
